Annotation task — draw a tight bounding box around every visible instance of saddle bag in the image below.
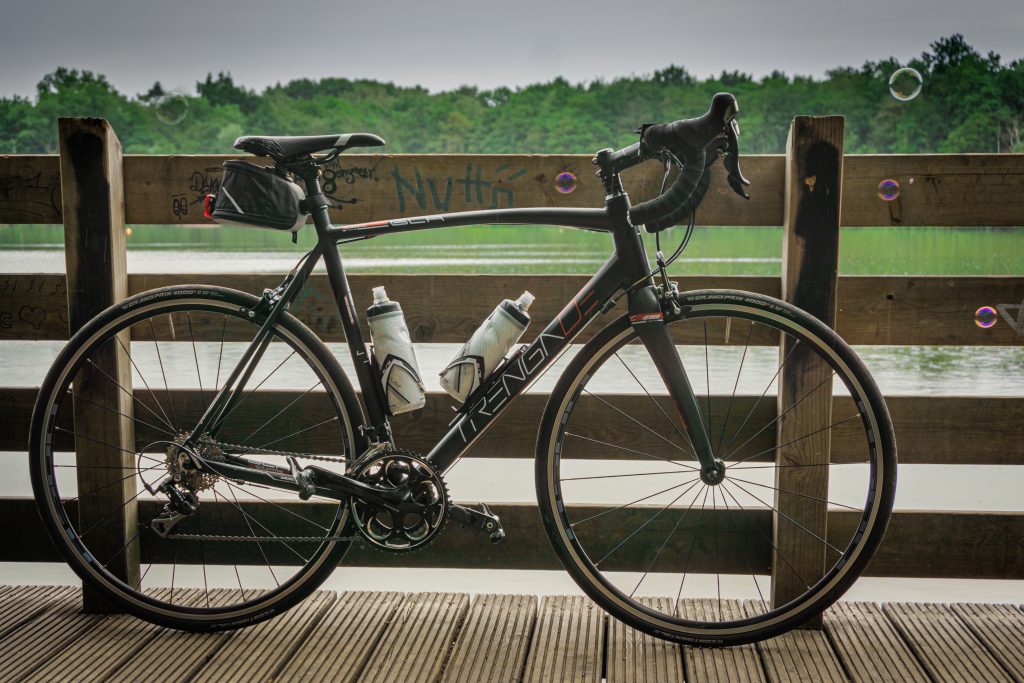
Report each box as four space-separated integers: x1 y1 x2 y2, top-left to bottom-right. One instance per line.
205 160 307 232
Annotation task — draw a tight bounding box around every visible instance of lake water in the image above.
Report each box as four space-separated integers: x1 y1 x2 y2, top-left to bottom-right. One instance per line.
1 224 1021 602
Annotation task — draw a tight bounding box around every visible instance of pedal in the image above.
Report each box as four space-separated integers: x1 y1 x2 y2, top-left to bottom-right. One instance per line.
287 456 316 500
450 502 505 543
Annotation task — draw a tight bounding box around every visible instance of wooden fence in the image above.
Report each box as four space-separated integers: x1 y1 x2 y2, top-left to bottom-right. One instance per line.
0 117 1022 614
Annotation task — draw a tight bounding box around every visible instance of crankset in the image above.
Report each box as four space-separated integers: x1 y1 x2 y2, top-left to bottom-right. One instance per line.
349 450 449 551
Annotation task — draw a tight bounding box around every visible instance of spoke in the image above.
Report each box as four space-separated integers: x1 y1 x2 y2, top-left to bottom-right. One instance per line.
719 339 801 458
259 416 339 450
726 479 844 555
196 508 210 608
596 478 703 567
713 488 724 620
570 476 701 527
78 488 145 539
730 413 863 466
218 350 296 424
186 312 208 414
85 358 176 434
69 464 162 504
213 488 248 601
150 317 178 429
725 473 863 512
54 425 154 460
719 484 767 612
562 469 695 482
240 380 322 443
614 352 697 457
715 323 754 453
703 319 712 441
630 480 705 598
723 370 837 462
226 483 330 532
720 482 811 591
71 391 176 439
214 316 228 394
581 389 696 458
114 335 177 433
103 528 142 569
727 462 860 471
227 483 279 587
673 487 711 608
564 432 698 472
224 481 309 564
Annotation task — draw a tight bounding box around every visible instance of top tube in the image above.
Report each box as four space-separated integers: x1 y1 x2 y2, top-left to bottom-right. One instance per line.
326 207 612 241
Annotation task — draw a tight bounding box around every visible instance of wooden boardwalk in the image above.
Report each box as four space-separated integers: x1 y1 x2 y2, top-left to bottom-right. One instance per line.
0 587 1021 682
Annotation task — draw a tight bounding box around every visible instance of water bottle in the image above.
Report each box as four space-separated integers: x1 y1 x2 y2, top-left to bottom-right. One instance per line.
440 291 534 403
366 286 426 415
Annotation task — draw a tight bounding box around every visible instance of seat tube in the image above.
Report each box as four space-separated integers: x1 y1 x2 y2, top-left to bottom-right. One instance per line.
305 174 392 442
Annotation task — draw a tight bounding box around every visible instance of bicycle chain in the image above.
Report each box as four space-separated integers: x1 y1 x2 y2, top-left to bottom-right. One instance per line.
166 440 351 542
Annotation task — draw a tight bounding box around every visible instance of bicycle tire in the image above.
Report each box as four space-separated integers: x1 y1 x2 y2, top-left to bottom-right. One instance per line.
29 285 364 631
535 289 896 646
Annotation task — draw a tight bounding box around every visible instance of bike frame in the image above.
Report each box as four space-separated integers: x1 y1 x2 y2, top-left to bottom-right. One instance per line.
192 162 720 492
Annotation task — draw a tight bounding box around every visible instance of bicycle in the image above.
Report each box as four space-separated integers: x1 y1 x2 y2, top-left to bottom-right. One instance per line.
29 92 896 646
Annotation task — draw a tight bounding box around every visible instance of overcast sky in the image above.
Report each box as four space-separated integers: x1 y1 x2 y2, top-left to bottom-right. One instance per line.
1 0 1021 98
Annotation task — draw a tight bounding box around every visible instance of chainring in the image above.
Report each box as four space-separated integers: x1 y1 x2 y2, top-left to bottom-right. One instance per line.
349 449 449 552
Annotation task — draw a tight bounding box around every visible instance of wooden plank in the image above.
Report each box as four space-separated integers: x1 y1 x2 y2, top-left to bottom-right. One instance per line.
951 603 1024 680
6 271 1024 347
681 598 766 683
0 591 101 680
605 597 684 683
357 592 469 683
0 584 77 641
772 115 844 621
843 153 1024 227
0 154 62 223
276 591 405 682
58 117 139 612
23 589 206 683
823 601 929 683
746 600 846 683
523 595 605 683
191 591 334 682
442 593 538 683
4 497 1024 578
116 154 784 227
6 153 1022 226
107 590 242 683
883 602 1014 683
5 387 1022 466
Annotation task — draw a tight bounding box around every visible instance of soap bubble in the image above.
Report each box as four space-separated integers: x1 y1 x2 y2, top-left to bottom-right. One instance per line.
974 306 998 329
888 68 922 101
154 93 189 125
878 179 901 201
555 171 577 194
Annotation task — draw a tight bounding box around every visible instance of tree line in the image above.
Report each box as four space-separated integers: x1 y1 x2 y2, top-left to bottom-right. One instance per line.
1 35 1021 156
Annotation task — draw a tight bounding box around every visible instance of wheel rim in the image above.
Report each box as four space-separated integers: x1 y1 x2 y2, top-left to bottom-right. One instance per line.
35 295 354 623
544 302 889 639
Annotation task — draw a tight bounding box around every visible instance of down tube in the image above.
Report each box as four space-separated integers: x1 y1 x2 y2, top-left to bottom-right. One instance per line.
425 258 626 473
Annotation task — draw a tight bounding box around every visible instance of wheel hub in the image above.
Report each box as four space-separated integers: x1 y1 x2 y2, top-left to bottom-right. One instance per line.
700 458 726 486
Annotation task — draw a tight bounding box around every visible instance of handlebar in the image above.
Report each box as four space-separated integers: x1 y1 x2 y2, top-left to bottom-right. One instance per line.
599 92 750 231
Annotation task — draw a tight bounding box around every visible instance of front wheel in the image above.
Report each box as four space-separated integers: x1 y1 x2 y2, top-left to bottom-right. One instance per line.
29 285 364 631
536 290 896 646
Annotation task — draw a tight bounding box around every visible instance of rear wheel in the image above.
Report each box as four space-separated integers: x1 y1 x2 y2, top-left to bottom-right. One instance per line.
536 290 896 646
29 285 363 631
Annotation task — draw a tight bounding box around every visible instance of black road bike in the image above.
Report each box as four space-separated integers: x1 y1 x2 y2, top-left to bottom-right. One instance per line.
29 93 896 645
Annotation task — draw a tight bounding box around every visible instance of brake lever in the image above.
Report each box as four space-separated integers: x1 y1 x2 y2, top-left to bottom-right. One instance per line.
724 119 751 199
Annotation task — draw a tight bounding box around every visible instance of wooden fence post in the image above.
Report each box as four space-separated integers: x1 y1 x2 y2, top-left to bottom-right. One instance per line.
772 116 844 627
58 117 138 612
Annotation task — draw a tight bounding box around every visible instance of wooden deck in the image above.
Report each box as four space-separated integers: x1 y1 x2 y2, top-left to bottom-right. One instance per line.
0 587 1021 682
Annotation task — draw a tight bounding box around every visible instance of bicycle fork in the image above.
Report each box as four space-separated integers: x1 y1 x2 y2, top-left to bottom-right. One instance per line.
628 285 723 483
